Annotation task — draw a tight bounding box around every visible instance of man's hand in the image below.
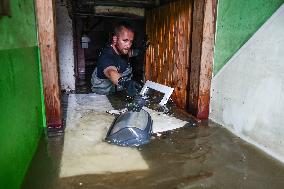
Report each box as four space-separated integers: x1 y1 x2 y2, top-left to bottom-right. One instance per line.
127 95 146 112
118 77 142 97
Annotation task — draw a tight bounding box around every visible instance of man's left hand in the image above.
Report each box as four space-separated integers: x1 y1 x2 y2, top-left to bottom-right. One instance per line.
118 77 142 97
127 95 146 112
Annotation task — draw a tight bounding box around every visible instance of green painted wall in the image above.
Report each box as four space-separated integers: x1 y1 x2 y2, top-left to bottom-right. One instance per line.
0 0 46 189
214 0 284 74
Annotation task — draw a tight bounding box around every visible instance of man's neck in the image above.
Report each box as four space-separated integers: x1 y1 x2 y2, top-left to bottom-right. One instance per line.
111 44 120 55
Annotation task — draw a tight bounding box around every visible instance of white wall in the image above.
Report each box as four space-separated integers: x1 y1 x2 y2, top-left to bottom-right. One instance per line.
210 4 284 163
56 0 75 91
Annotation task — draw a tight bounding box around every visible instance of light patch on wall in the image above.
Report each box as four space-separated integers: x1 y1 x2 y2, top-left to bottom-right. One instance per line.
56 0 75 91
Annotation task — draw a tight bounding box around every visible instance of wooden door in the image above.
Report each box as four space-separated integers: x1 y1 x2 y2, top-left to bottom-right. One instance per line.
146 0 193 109
146 0 217 119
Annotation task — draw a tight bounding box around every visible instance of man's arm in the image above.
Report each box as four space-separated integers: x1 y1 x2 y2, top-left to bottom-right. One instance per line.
103 66 121 85
104 66 141 97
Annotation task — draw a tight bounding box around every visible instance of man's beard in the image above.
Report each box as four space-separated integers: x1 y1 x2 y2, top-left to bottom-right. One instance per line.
115 44 129 55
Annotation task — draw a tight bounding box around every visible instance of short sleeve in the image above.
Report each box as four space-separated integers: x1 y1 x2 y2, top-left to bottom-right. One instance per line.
96 55 116 79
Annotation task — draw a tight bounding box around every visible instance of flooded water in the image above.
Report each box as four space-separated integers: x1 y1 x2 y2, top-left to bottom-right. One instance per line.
22 93 284 189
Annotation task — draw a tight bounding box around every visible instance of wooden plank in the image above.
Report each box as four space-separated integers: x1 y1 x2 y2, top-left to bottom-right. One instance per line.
145 10 150 80
188 0 217 119
35 0 62 128
169 2 174 87
188 0 205 115
197 0 217 118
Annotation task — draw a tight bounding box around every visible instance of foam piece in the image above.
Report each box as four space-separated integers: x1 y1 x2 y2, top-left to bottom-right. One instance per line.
60 94 149 177
144 107 188 133
60 94 187 177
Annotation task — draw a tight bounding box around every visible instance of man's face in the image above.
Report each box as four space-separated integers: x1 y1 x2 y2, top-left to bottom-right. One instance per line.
114 28 134 55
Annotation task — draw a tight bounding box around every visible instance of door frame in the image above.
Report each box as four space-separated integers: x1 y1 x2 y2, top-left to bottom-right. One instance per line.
35 0 62 130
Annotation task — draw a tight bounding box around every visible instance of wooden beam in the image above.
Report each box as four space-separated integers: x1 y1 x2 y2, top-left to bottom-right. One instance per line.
197 0 217 119
35 0 62 128
93 0 157 8
188 0 205 116
94 6 145 17
188 0 217 119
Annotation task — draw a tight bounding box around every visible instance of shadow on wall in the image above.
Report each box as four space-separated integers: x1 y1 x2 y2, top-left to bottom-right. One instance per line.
0 0 11 17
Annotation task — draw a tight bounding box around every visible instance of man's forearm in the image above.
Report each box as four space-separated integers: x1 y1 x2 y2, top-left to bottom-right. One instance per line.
104 66 121 85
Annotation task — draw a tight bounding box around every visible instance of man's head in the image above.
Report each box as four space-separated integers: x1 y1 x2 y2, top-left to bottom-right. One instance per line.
112 22 134 55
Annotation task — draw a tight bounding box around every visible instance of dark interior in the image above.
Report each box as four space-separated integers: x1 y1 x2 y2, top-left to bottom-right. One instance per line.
74 17 146 93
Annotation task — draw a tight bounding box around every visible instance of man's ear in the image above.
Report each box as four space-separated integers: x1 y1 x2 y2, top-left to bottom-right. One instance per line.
112 36 117 45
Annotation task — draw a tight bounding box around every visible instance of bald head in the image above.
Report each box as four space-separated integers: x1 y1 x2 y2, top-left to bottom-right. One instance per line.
113 21 135 36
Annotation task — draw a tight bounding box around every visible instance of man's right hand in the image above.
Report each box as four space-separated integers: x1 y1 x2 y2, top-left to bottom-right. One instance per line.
118 77 142 97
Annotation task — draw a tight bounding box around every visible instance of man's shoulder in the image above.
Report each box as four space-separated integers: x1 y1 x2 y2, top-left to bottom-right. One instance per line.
101 45 115 56
97 46 117 69
98 46 115 62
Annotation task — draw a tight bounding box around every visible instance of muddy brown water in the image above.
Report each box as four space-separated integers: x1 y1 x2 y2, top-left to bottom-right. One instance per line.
22 93 284 189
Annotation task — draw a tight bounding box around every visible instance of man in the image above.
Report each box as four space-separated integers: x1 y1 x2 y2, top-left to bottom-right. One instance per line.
91 21 144 97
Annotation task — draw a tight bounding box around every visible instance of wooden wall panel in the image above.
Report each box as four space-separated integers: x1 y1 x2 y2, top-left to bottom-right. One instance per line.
146 0 193 109
35 0 62 128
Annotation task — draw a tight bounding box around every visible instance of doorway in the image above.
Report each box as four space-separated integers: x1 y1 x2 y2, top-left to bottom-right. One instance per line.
72 16 146 93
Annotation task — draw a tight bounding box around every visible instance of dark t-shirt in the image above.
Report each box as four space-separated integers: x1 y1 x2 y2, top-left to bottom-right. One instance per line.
96 45 129 79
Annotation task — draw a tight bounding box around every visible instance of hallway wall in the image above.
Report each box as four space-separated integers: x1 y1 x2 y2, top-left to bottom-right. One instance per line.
0 0 45 188
210 3 284 162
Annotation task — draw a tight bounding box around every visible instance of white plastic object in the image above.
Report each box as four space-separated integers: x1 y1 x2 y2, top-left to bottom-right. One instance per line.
139 80 174 106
